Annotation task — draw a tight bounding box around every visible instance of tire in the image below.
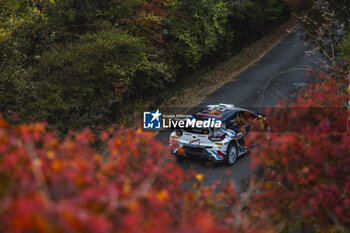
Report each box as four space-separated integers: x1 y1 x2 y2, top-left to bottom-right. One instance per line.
171 149 188 163
225 143 238 165
171 149 186 160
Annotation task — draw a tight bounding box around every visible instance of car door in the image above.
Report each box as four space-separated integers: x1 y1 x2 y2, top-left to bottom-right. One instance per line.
225 115 242 138
240 111 256 135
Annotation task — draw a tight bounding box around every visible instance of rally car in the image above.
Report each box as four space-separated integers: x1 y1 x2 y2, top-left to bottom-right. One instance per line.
169 104 267 165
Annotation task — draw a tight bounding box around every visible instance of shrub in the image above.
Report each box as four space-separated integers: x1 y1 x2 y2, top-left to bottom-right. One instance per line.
0 119 275 233
250 71 350 232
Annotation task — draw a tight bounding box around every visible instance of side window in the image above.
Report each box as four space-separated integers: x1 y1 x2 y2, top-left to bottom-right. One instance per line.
240 111 258 135
236 112 245 125
226 114 238 130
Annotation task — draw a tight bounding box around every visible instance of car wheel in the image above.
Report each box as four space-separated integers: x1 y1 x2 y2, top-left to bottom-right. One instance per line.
226 143 238 165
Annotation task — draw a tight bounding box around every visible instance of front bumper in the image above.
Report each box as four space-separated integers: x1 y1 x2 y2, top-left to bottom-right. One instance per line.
171 142 225 161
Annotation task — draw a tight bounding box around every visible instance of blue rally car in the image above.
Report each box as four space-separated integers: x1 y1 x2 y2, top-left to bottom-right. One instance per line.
169 104 267 165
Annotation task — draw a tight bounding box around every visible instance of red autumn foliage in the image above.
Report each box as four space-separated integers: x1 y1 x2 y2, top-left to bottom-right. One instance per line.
114 81 130 99
132 0 170 45
0 118 274 233
142 0 169 18
1 72 348 232
250 70 350 231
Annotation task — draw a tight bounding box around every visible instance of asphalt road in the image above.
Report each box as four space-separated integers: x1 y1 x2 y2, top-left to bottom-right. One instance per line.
156 31 323 192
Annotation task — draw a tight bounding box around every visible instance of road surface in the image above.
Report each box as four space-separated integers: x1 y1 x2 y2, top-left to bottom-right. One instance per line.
156 31 323 192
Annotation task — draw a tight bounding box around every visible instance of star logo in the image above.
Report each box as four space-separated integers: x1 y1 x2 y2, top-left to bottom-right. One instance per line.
150 110 161 122
143 110 162 129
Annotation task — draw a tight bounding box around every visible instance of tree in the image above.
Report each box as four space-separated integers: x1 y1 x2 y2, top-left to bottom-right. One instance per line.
285 0 350 63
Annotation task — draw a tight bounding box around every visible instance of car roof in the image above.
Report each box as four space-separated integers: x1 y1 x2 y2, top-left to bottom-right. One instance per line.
193 104 252 123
